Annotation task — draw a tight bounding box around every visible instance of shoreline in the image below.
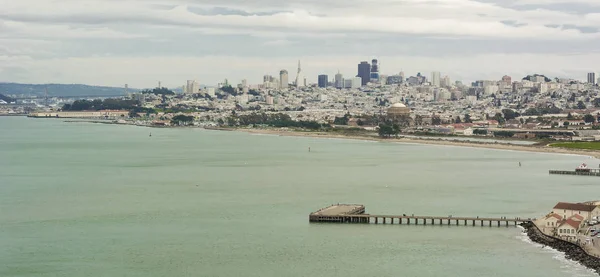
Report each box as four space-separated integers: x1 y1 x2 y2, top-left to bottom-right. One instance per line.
521 222 600 275
37 118 600 159
235 128 600 159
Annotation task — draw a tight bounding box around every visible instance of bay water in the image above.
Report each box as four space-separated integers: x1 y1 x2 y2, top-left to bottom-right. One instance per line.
1 116 599 277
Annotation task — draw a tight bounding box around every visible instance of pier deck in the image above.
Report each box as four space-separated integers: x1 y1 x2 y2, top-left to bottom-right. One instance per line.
549 170 600 177
309 204 532 227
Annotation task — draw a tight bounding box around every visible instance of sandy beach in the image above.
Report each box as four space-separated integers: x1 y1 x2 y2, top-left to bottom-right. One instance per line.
235 128 600 159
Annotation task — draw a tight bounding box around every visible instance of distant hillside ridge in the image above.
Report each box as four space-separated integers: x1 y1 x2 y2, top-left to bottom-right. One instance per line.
0 83 138 97
0 93 15 103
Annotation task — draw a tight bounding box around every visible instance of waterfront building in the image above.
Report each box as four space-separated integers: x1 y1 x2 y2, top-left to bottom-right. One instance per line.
552 202 600 220
280 70 289 89
358 61 370 86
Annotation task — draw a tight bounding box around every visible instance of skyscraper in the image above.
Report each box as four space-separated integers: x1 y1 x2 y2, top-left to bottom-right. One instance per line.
295 60 303 88
280 70 289 89
357 61 370 86
431 72 441 87
588 72 597 85
318 75 328 88
370 59 380 83
335 71 343 89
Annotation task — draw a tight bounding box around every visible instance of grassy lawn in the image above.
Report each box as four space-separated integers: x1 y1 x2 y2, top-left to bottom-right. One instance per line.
550 142 600 150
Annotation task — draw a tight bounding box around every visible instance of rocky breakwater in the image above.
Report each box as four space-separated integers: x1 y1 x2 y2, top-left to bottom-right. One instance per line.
521 222 600 275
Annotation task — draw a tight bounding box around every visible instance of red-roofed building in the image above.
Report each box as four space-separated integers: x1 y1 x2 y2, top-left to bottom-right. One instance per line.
557 219 582 241
552 202 600 220
535 213 564 235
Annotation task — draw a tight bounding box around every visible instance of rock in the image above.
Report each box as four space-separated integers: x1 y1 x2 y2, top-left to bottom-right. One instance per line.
520 222 600 274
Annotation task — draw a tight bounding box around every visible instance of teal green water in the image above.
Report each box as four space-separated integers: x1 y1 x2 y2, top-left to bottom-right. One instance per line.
1 116 599 277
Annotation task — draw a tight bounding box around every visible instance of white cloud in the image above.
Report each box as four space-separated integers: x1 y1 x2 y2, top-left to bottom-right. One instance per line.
0 0 599 86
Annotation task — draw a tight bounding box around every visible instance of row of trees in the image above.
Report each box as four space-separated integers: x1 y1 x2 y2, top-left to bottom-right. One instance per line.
171 115 194 126
141 87 175 96
378 123 400 138
226 112 329 130
62 99 139 111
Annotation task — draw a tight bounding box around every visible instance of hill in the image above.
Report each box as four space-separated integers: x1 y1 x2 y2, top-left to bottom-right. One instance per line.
0 93 15 103
0 83 135 97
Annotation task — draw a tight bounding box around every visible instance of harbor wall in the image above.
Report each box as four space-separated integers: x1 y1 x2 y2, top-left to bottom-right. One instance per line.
521 222 600 275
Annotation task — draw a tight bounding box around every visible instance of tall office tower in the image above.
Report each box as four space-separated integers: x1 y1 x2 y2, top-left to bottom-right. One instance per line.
318 75 328 88
502 75 512 85
241 79 248 88
335 71 343 89
588 72 597 84
399 71 405 83
431 71 441 87
370 59 380 83
358 61 371 86
280 70 289 89
295 60 303 88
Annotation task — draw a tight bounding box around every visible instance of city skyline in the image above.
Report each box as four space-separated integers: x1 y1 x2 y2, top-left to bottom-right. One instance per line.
2 0 600 87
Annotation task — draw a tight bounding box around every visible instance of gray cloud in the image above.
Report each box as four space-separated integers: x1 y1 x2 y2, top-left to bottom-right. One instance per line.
0 0 599 87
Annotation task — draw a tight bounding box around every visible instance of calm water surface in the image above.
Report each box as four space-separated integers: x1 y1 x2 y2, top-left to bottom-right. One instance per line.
1 117 599 277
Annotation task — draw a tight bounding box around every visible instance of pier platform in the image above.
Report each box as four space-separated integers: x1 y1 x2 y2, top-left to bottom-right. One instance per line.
309 204 532 227
549 170 600 177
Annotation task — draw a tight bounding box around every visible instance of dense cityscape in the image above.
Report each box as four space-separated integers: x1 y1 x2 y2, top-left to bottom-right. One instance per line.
2 58 600 141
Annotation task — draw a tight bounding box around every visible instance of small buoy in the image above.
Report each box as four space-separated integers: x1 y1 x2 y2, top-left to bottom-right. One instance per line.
308 147 311 152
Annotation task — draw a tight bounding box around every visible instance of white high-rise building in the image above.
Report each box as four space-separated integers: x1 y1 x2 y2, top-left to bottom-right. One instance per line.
280 70 289 89
335 71 343 89
588 72 597 84
186 80 199 94
351 77 362 89
431 71 441 87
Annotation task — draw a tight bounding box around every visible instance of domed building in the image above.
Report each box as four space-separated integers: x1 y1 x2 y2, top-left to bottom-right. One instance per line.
386 103 412 126
387 103 411 117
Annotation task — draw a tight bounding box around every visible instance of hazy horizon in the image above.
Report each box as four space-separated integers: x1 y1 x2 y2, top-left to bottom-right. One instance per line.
1 0 600 88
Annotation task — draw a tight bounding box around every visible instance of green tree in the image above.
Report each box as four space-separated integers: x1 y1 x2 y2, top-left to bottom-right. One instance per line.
463 114 472 123
577 101 586 110
171 115 194 126
494 113 506 125
502 109 518 120
455 116 462 124
431 116 442 125
567 112 574 120
392 124 401 137
584 114 596 123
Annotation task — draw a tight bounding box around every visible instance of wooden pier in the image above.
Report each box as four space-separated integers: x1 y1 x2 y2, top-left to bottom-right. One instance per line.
309 204 532 227
549 169 600 177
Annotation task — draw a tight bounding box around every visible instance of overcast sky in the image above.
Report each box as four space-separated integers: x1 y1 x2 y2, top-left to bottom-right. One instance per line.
1 0 600 88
